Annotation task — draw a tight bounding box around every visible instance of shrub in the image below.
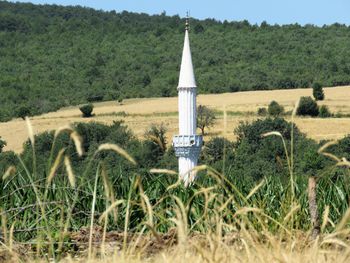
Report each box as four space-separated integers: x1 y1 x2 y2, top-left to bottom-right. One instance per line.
268 101 284 117
17 106 31 120
296 97 319 117
202 137 234 167
319 105 332 118
312 82 325 101
257 107 267 116
86 94 104 102
232 118 307 181
144 123 168 154
79 103 94 118
0 137 6 153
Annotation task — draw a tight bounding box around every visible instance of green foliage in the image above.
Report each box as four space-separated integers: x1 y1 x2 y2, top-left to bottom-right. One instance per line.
142 124 168 166
268 101 284 117
257 107 267 116
79 103 94 118
312 82 325 101
1 119 350 249
0 137 6 153
296 97 319 117
17 106 31 120
233 118 304 181
319 105 332 118
1 2 350 121
197 105 216 135
201 137 234 172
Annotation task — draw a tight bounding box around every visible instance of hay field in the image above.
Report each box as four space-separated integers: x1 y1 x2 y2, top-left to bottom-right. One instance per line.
1 86 350 153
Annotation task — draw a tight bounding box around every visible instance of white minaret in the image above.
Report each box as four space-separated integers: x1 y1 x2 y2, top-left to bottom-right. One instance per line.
172 17 203 187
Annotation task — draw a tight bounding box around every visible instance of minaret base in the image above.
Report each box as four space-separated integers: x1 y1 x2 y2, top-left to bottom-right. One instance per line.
179 157 198 187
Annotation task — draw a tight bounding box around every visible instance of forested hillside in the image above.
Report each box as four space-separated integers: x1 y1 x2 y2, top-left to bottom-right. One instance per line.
1 1 350 121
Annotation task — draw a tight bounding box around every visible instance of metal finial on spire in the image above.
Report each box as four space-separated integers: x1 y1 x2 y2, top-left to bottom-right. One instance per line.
185 11 190 31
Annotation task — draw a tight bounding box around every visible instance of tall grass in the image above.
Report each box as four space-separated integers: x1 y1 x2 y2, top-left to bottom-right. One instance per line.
1 118 350 262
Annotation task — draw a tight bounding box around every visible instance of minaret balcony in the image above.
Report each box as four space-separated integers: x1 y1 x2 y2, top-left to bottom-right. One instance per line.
172 135 203 158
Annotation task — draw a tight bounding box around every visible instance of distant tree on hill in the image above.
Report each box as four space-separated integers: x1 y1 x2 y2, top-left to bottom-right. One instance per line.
313 83 325 101
318 105 332 118
79 104 94 118
0 137 6 153
17 106 31 120
268 101 284 117
197 105 216 135
297 97 319 117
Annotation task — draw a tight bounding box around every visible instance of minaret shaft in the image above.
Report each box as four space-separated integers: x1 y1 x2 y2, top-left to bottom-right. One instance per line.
179 88 196 135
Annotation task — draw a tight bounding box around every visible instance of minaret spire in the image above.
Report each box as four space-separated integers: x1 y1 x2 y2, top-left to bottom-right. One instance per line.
178 13 196 89
185 11 190 31
172 14 203 187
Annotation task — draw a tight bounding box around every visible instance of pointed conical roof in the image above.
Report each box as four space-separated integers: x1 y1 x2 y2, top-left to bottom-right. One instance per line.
178 28 197 88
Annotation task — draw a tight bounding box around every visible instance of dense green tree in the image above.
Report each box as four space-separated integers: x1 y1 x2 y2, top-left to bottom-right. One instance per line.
17 106 31 120
319 105 332 118
0 137 6 153
297 97 319 117
313 83 325 101
268 101 284 117
79 104 94 118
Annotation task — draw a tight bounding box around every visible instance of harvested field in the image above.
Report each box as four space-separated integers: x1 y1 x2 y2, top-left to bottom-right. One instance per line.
0 86 349 153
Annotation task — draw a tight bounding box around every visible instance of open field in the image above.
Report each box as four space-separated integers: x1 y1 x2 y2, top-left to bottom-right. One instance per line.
1 86 350 153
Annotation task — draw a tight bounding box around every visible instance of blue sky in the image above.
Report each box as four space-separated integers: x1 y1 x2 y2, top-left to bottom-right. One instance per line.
10 0 350 26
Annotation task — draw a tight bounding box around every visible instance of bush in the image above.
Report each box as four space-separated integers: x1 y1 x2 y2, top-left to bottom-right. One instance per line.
87 94 104 102
312 82 325 101
232 118 307 181
17 106 31 120
0 137 6 153
202 137 234 167
296 97 319 117
319 105 332 118
257 107 267 116
79 103 94 118
268 101 284 117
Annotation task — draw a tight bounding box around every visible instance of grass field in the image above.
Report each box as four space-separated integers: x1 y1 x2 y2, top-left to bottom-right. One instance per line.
1 86 350 153
1 87 350 262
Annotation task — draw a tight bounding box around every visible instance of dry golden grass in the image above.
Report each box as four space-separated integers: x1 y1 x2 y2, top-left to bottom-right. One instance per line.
1 86 349 153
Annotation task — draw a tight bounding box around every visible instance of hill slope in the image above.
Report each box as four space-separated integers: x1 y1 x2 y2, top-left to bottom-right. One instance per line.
1 2 350 121
1 86 349 153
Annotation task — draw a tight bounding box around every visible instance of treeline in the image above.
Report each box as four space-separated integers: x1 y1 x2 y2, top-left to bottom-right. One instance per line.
1 1 350 121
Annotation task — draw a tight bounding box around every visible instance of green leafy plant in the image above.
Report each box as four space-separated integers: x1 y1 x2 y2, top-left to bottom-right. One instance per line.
296 97 319 117
319 105 332 118
268 101 284 117
17 106 31 120
79 104 94 118
313 82 325 101
0 137 6 153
